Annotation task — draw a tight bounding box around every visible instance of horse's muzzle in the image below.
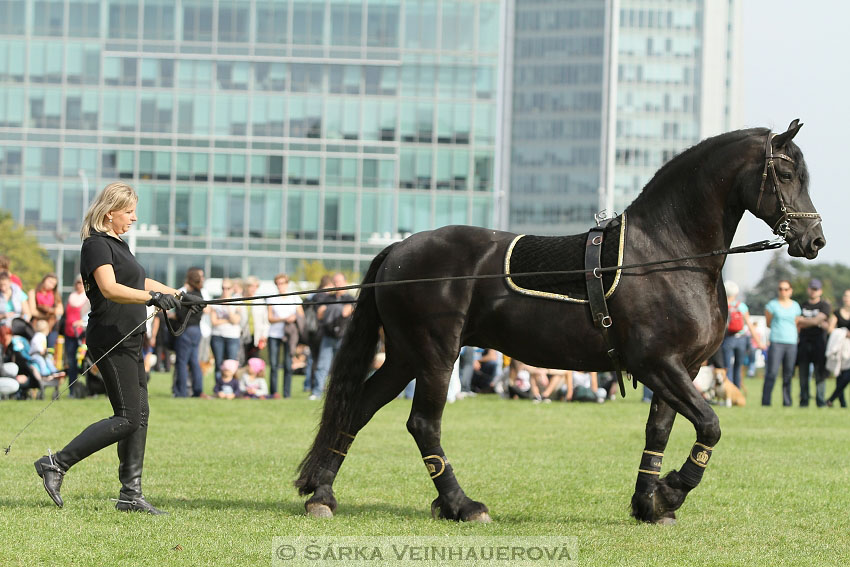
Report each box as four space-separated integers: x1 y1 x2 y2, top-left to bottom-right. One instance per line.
788 220 826 259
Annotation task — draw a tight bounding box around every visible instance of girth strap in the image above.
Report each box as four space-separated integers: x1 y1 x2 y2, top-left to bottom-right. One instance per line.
585 220 630 398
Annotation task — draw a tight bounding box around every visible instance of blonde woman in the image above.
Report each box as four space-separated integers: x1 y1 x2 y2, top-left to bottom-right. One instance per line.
34 182 188 514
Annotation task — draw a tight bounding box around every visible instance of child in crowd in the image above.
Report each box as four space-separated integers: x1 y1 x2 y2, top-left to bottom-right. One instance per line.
29 320 65 381
240 357 269 399
214 359 242 399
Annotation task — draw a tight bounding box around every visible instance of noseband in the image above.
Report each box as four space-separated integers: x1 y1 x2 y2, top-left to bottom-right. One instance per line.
756 132 821 238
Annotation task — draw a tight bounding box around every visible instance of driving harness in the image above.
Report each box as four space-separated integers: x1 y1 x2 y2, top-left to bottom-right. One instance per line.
585 213 631 398
757 132 821 237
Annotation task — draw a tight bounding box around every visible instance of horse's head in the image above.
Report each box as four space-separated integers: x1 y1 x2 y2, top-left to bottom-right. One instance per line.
746 120 825 259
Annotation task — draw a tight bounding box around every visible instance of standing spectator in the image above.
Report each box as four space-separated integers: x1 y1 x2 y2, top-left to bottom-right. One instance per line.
311 273 354 400
721 281 765 389
826 289 850 407
267 274 303 399
239 276 269 364
796 279 831 407
172 267 206 398
0 255 23 288
63 275 90 398
0 270 31 326
27 273 64 345
762 280 802 406
301 274 333 393
209 278 243 384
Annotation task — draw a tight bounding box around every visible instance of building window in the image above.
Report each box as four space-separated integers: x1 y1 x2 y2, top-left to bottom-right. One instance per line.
33 0 64 37
330 0 363 47
218 0 250 43
0 0 26 34
292 1 325 46
183 0 214 42
256 1 288 44
108 0 140 39
174 185 207 237
143 0 175 40
366 0 400 48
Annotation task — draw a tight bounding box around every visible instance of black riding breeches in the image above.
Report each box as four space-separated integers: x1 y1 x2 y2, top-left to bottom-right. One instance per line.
54 333 149 469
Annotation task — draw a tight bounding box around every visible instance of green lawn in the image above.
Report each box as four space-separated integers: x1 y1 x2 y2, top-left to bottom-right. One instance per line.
1 371 849 567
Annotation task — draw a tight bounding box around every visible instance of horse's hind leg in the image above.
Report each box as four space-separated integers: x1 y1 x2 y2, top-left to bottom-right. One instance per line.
630 397 678 524
406 368 491 523
305 357 412 518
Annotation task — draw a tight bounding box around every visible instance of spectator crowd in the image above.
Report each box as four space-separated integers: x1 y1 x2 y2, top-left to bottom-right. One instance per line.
2 250 850 411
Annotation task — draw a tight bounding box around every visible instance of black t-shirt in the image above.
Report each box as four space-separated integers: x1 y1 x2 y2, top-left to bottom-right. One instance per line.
799 299 831 342
175 288 204 328
80 231 147 346
320 292 355 338
835 308 850 330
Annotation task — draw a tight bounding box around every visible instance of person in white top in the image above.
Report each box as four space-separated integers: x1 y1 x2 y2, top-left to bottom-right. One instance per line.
267 274 303 398
210 278 243 384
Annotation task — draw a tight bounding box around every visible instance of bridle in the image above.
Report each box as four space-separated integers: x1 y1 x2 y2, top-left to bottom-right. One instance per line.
756 132 821 238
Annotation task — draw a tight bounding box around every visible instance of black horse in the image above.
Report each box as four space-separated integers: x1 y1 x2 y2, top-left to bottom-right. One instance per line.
295 121 825 524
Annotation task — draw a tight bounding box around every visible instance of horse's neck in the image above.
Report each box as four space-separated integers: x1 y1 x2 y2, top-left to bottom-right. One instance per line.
627 156 748 258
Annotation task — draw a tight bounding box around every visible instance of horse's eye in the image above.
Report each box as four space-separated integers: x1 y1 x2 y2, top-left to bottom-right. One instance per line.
779 173 793 182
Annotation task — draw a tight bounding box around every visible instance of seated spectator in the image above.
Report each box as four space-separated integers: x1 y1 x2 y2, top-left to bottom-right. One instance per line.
596 371 619 401
214 359 242 399
28 272 63 345
239 357 269 399
0 325 40 398
471 348 502 393
0 255 22 287
565 370 606 403
507 360 551 401
29 319 65 381
0 271 30 326
539 369 568 401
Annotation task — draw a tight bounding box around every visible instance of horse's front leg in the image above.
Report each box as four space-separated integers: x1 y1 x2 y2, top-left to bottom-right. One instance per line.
630 397 678 524
631 364 721 524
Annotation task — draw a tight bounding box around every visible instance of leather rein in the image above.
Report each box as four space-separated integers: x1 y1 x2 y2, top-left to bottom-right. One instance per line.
756 132 821 238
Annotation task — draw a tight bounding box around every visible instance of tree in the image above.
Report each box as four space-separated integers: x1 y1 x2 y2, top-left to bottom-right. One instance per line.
293 260 359 288
746 250 850 313
0 210 55 290
745 251 796 314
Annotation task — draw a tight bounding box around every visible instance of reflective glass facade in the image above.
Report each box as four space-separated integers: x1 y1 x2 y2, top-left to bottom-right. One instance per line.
509 0 606 235
0 0 502 289
508 0 740 235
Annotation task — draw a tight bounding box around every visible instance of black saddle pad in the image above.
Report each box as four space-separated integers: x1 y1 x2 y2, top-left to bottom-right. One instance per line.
505 216 625 302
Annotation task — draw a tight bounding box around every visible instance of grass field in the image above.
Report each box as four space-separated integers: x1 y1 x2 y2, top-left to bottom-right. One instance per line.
1 370 850 567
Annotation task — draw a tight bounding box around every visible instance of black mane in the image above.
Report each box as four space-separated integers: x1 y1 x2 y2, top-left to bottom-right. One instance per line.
627 128 769 212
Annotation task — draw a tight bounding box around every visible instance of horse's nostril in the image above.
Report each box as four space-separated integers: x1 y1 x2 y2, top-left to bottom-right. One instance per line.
812 237 826 251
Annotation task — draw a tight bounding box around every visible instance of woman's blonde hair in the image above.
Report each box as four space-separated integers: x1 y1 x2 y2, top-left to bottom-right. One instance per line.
80 182 138 240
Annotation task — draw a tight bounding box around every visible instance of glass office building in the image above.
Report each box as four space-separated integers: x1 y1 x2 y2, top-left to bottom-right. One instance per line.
0 0 503 289
507 0 742 235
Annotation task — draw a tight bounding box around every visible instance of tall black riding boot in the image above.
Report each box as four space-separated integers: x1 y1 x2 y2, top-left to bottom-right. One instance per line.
115 425 167 515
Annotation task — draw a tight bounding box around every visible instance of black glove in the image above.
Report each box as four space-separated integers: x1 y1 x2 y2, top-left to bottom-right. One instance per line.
146 291 180 311
178 292 206 314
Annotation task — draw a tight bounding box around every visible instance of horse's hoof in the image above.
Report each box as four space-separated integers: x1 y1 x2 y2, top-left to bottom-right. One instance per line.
306 503 334 518
466 511 492 523
655 516 676 526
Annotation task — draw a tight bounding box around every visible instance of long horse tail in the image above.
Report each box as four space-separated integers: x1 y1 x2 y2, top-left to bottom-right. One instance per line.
295 243 396 496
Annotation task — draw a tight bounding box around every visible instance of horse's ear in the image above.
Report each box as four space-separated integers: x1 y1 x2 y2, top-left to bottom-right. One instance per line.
772 119 804 149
